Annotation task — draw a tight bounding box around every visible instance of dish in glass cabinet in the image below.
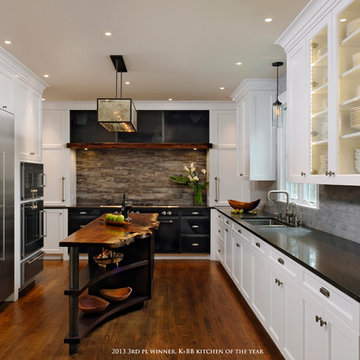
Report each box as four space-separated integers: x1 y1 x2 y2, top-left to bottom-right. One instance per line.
347 18 360 37
100 287 133 302
79 295 109 314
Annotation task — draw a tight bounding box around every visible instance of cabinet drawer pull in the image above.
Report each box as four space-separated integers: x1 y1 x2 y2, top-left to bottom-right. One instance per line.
215 177 219 202
320 319 327 327
79 225 86 228
315 315 321 323
218 249 221 253
61 176 65 202
218 229 221 233
192 211 199 215
192 243 200 247
320 287 330 298
300 171 306 176
79 211 87 215
236 243 240 247
2 105 7 109
29 152 35 155
278 258 284 265
191 225 200 229
256 242 260 248
160 220 174 224
237 229 242 234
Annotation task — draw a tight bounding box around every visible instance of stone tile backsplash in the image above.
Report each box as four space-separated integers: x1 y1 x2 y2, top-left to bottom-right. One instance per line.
265 185 360 244
76 149 208 206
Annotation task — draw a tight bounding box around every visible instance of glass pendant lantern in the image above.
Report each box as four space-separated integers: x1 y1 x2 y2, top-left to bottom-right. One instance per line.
272 61 284 128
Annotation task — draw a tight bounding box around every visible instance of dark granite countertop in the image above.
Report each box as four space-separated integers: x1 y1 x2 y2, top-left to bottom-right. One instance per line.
216 206 360 303
45 204 210 209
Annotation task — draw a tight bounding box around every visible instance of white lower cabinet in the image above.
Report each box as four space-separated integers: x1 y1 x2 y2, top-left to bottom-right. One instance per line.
43 209 68 260
251 241 270 326
269 267 303 360
213 210 360 360
303 289 359 360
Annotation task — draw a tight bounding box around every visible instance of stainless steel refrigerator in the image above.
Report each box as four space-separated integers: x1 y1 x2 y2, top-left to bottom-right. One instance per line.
0 109 14 302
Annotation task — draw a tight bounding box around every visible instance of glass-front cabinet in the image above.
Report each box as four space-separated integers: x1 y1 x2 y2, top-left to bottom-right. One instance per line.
310 24 329 177
337 0 360 177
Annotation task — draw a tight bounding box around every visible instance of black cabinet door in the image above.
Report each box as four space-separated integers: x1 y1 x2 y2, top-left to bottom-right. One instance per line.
155 217 180 253
70 110 116 142
164 111 209 143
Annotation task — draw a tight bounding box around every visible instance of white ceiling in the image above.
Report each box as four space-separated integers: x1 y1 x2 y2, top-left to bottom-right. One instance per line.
0 0 310 101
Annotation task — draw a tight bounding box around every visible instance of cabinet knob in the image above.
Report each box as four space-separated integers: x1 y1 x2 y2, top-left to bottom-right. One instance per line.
29 152 35 155
191 225 200 229
226 220 229 224
300 172 306 176
2 105 7 109
256 242 260 248
218 229 221 233
315 315 321 323
237 229 242 234
225 229 228 232
236 243 240 247
218 215 221 218
239 173 243 176
218 249 221 253
278 258 284 265
167 211 172 215
320 319 327 327
161 211 167 215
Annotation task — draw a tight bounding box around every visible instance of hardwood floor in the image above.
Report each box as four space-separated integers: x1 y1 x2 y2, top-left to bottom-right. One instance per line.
0 260 284 360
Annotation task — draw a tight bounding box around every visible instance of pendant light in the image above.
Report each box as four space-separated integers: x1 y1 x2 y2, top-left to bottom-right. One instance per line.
97 55 137 132
272 61 284 128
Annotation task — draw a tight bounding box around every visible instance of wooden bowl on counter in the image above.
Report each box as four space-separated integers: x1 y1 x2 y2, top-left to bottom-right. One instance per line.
100 287 133 302
79 295 109 314
228 199 260 212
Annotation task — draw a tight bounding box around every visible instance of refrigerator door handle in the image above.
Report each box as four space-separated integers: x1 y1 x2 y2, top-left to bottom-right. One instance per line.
0 152 4 261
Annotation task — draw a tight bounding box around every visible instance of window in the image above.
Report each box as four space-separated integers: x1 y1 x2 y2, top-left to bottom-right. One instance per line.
277 105 318 208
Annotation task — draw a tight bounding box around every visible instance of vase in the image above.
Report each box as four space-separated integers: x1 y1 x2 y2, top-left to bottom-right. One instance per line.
194 189 203 205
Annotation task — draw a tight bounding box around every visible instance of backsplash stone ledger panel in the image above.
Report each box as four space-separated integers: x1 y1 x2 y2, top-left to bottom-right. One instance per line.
76 149 208 206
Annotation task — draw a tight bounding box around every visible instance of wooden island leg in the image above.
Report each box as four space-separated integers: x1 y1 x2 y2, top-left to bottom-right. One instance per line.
68 246 79 355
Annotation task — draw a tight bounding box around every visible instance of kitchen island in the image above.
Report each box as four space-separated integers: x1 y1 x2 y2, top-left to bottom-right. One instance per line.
60 213 159 355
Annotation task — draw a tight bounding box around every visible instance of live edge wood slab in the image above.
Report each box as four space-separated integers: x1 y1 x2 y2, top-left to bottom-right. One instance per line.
60 213 159 355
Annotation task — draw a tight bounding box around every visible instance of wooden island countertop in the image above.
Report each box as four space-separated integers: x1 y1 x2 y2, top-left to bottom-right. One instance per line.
60 213 159 248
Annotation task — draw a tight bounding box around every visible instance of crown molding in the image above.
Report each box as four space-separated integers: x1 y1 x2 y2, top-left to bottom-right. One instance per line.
231 79 276 103
0 46 48 93
276 0 343 53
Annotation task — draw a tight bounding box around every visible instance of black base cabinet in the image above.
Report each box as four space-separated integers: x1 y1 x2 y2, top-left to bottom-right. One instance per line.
68 207 210 254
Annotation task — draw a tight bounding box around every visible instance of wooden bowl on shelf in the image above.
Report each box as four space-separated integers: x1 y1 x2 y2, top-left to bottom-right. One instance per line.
79 295 109 314
100 287 133 302
228 199 260 212
93 250 124 269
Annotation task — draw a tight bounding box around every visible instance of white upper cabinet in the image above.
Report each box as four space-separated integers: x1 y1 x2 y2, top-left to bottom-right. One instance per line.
232 79 276 182
277 0 360 185
14 79 43 162
0 67 14 113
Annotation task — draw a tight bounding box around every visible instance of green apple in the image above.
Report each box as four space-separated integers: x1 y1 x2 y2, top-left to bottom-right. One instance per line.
105 213 112 221
117 214 125 222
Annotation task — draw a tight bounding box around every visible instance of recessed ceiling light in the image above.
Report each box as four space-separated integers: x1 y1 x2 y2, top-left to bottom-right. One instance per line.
125 81 130 85
232 98 235 101
4 40 11 45
340 18 347 22
265 18 273 23
236 62 242 66
168 98 173 101
42 98 46 101
220 87 225 90
105 32 112 36
43 74 49 78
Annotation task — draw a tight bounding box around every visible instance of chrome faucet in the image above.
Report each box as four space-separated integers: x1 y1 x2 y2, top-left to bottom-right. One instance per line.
267 190 300 227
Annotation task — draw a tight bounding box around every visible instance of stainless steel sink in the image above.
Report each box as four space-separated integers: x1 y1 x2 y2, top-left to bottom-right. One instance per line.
244 218 290 228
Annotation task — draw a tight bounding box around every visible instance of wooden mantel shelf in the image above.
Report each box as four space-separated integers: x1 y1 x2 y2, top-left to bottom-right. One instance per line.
66 142 212 150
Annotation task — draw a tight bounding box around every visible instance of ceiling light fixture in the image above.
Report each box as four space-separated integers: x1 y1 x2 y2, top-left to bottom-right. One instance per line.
272 61 284 128
42 98 46 101
168 98 173 101
4 40 11 45
105 32 112 36
125 81 130 85
340 18 347 22
236 62 242 66
97 55 137 132
220 87 225 90
265 18 273 23
43 74 49 78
